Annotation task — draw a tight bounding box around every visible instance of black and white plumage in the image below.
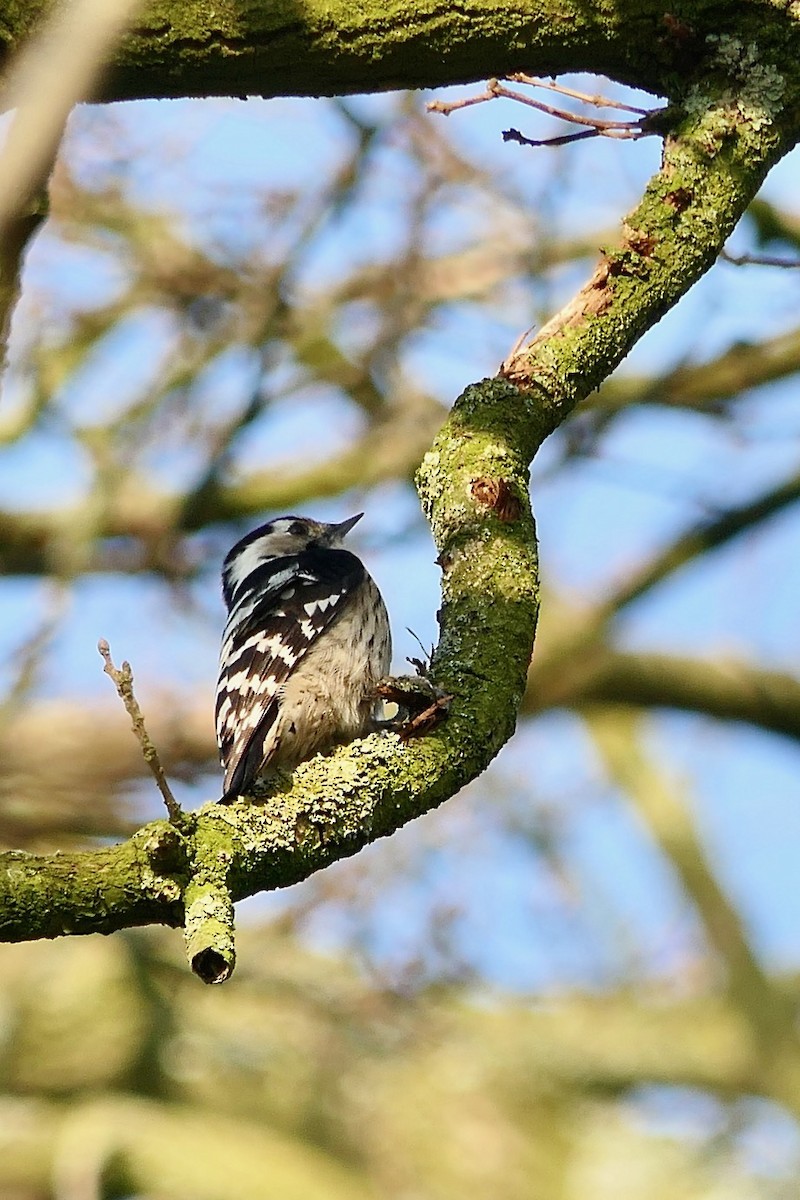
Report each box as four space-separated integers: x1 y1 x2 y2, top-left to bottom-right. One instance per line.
215 514 391 800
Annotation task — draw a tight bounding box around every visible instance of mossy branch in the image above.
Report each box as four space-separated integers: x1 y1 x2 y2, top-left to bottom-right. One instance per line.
5 0 800 112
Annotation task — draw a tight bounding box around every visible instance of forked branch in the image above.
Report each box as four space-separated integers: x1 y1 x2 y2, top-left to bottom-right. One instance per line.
427 74 669 149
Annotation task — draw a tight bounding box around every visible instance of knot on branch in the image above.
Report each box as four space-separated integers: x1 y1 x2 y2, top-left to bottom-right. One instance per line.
143 823 191 875
469 477 522 522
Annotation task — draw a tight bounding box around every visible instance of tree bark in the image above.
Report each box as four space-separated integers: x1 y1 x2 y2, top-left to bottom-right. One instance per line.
0 2 796 110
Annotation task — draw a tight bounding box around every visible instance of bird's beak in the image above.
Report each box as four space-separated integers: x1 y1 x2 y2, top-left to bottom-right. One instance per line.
327 512 363 540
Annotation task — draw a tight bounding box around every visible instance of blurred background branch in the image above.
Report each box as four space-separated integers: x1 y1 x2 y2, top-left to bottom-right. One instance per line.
0 0 798 1195
0 0 142 360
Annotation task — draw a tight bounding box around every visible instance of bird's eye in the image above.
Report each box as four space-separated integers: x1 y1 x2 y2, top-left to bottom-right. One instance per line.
288 521 306 536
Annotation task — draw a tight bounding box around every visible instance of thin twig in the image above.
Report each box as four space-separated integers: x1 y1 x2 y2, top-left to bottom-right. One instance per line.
506 73 650 115
427 76 656 149
97 638 183 824
406 626 435 674
503 127 604 149
490 80 638 131
721 248 800 269
426 85 499 115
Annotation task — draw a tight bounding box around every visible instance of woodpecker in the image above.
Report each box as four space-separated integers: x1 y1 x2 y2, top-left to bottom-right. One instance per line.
215 514 391 800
